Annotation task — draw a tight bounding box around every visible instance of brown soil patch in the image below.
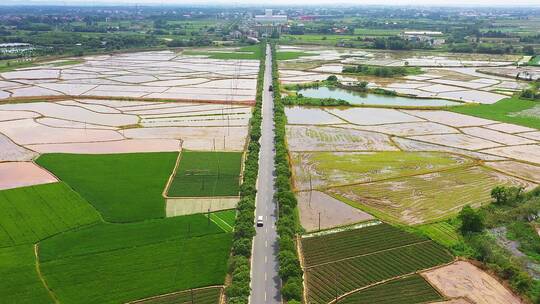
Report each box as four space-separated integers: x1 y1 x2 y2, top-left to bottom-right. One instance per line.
297 191 374 231
423 261 523 304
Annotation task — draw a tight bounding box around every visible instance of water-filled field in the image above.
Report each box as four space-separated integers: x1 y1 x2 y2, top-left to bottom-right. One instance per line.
298 86 461 107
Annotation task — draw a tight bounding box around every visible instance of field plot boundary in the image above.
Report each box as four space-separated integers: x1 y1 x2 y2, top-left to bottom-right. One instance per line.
300 224 454 304
126 285 224 304
34 244 60 304
166 196 240 217
0 95 256 107
162 151 242 216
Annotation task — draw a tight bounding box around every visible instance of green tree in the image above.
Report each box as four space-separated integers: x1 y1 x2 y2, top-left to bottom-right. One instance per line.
326 75 338 82
458 205 484 234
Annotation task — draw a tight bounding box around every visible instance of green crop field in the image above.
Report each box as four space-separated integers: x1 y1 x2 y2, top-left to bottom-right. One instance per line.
206 209 236 233
353 28 402 36
450 97 540 130
0 244 52 303
301 223 427 266
416 222 460 247
36 152 178 222
292 151 472 190
38 214 232 304
301 224 453 304
529 55 539 66
276 51 316 60
0 182 101 247
329 166 518 225
134 286 221 304
168 151 242 197
184 45 262 60
338 275 443 304
38 214 225 261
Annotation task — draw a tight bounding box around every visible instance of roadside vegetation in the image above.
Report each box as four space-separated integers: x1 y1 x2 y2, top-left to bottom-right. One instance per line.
272 42 305 303
224 42 265 304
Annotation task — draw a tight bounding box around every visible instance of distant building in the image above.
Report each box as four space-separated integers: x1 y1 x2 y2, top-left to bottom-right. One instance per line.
254 9 287 25
252 9 288 37
401 31 445 46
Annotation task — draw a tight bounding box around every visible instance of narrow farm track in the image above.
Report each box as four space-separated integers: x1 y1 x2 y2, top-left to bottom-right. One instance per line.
250 44 282 304
34 244 60 304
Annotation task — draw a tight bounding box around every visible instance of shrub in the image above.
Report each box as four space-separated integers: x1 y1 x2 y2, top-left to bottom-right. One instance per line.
458 205 484 234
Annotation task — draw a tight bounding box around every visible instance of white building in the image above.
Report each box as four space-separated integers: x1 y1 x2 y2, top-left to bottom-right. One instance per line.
254 9 287 25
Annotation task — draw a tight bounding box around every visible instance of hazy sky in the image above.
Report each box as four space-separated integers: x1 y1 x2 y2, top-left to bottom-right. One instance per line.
3 0 540 6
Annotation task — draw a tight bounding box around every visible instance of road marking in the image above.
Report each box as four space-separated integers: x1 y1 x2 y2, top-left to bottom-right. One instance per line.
265 255 267 263
265 240 268 248
264 292 267 302
265 272 267 281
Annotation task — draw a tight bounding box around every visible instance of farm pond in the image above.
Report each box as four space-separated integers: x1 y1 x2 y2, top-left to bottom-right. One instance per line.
297 86 462 107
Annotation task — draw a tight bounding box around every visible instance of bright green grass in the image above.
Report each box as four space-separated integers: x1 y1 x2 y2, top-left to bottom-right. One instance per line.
416 222 460 247
206 209 236 233
0 59 37 72
40 232 232 304
38 214 224 262
339 275 443 304
134 286 221 304
167 151 242 197
529 55 539 66
0 244 52 303
0 182 101 247
450 97 540 130
184 45 262 60
330 166 512 225
292 151 472 190
36 153 178 222
276 51 315 60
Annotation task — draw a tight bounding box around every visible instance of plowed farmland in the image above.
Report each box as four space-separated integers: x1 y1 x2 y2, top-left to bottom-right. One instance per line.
301 223 453 304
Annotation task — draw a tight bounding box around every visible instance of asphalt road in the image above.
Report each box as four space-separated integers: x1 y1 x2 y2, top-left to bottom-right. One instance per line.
249 44 282 304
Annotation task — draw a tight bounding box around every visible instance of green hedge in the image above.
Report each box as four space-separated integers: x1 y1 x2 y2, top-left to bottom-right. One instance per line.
225 42 265 304
271 42 305 302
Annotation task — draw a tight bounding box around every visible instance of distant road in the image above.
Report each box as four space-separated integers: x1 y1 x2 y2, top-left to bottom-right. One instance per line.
250 44 282 304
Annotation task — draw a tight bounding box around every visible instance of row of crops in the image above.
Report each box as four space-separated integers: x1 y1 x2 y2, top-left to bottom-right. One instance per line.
337 275 442 304
301 223 427 267
301 223 453 304
131 286 222 304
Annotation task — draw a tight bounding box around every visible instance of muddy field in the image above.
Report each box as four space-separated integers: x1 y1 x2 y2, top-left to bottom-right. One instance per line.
297 191 374 231
0 50 259 102
286 106 540 226
278 46 527 104
423 261 523 304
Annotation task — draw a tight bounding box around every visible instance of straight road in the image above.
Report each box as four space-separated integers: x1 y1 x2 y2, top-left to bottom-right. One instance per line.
250 44 281 304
